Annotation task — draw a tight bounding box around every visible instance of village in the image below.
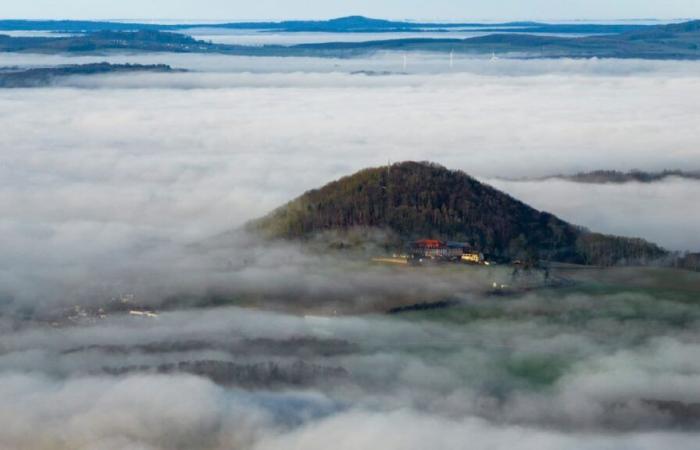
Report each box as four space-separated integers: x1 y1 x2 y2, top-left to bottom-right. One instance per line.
373 239 490 266
371 238 563 295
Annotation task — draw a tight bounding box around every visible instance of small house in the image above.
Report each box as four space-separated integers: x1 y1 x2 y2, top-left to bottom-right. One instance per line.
408 239 471 261
461 252 484 264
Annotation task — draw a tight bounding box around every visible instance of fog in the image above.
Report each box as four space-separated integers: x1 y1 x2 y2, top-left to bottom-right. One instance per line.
1 52 700 448
179 29 505 46
2 55 699 284
490 178 700 251
7 50 700 74
4 291 700 449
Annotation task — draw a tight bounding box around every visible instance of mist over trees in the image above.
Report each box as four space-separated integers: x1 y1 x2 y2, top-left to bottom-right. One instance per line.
251 162 667 266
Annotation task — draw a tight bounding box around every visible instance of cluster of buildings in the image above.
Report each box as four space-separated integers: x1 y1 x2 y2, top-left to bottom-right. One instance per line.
407 239 486 264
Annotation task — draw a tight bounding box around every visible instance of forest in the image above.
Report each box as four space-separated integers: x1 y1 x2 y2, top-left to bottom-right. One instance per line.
251 162 668 266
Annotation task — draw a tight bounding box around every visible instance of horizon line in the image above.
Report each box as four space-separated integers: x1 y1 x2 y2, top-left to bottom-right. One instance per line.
0 16 693 25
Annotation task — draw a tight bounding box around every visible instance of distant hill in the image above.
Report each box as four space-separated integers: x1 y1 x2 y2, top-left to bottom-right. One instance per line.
248 162 667 266
291 19 700 59
0 62 179 88
0 30 211 54
526 170 700 184
1 20 700 60
0 16 649 34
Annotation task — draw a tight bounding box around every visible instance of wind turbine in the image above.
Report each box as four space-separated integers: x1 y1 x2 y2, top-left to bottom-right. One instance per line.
449 50 454 69
403 54 408 71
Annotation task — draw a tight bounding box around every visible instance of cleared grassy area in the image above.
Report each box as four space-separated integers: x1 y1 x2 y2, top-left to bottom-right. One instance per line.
552 266 700 304
392 266 699 328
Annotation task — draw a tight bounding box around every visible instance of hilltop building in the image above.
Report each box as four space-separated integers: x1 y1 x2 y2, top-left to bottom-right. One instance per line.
461 251 485 264
408 239 485 264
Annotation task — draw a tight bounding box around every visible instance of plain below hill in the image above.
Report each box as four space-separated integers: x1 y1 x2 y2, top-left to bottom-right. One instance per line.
248 161 667 266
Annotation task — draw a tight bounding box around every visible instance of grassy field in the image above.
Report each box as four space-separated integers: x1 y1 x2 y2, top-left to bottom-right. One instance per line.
552 266 700 304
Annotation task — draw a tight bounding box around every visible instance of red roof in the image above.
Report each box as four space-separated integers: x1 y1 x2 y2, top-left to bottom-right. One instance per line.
412 239 445 249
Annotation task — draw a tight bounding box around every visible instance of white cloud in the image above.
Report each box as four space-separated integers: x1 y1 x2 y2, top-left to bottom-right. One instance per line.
1 54 700 448
1 55 698 305
254 409 700 450
489 178 700 251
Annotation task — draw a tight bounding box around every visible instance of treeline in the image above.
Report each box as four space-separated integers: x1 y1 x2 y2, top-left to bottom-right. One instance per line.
674 253 700 271
102 360 349 388
575 232 667 266
555 169 700 184
251 161 667 266
0 30 211 53
0 63 176 88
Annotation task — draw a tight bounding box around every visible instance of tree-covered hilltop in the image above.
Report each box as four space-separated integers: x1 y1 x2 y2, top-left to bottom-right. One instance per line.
249 162 667 266
0 63 179 88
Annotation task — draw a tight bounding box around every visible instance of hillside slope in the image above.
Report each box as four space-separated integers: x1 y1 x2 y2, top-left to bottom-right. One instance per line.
249 162 667 266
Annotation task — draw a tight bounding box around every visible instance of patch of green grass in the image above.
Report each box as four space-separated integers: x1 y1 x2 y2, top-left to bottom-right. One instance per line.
506 355 571 388
396 303 512 324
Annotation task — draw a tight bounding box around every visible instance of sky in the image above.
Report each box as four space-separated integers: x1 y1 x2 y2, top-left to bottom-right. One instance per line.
0 0 698 22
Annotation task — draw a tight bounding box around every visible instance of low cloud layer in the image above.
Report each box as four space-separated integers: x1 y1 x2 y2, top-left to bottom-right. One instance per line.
490 178 700 251
1 55 698 304
4 290 700 449
1 55 699 305
1 54 699 449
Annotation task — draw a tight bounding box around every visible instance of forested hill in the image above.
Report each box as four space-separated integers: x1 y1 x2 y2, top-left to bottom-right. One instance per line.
0 63 178 88
0 30 212 54
249 162 667 266
1 20 700 60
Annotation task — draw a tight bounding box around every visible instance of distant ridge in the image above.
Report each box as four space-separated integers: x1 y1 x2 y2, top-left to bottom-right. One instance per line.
514 169 700 184
0 16 650 34
248 162 667 266
2 19 699 59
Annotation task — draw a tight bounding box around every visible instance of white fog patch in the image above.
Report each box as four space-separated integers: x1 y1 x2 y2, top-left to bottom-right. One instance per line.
0 372 332 450
489 178 700 251
3 295 700 448
254 409 700 450
2 258 700 449
178 29 501 46
5 372 699 450
4 51 700 75
1 57 699 297
2 54 700 449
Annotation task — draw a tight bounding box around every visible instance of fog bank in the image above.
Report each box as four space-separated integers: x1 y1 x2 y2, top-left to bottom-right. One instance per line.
2 54 699 449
